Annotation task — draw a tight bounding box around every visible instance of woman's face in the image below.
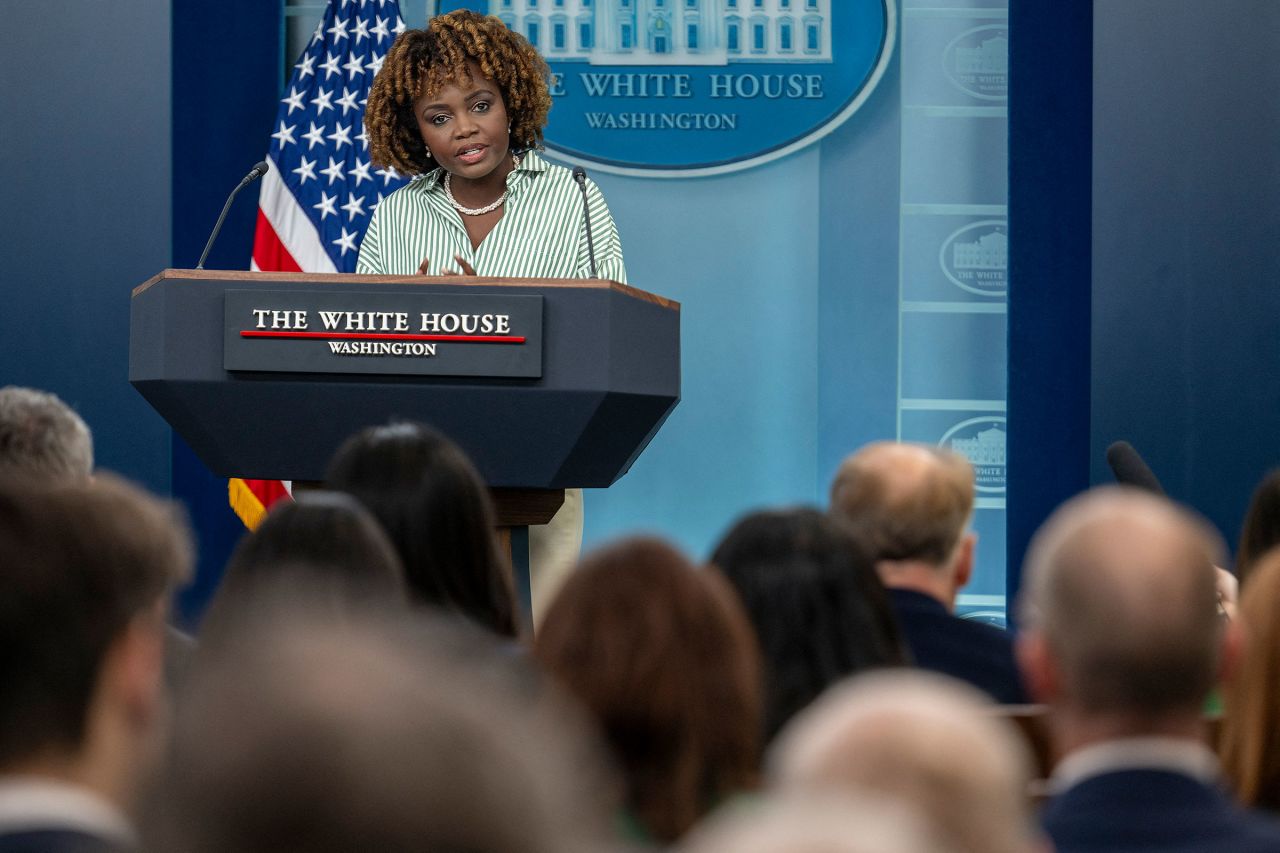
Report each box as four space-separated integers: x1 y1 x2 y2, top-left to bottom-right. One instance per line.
413 62 510 181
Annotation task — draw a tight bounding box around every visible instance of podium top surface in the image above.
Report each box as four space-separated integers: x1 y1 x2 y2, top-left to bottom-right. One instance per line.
135 269 680 313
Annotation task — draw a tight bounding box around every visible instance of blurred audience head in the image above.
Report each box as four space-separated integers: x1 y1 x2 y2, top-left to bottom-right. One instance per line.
0 385 93 483
829 442 976 608
1018 487 1227 722
771 671 1039 853
1237 468 1280 585
1220 548 1280 809
200 490 408 644
536 537 762 843
0 475 191 809
146 596 619 853
678 793 944 853
325 421 517 637
710 507 906 740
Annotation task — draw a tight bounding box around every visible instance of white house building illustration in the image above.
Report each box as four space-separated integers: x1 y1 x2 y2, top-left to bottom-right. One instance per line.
493 0 831 65
952 229 1007 271
954 35 1008 75
950 426 1006 468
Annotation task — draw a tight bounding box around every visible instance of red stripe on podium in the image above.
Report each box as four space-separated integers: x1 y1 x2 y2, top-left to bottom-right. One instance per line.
240 330 527 344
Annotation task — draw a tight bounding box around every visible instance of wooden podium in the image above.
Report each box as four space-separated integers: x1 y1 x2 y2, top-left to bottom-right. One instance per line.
130 269 681 615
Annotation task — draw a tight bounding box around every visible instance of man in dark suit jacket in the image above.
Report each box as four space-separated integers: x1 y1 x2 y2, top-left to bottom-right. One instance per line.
830 442 1026 703
0 477 193 853
1018 487 1280 852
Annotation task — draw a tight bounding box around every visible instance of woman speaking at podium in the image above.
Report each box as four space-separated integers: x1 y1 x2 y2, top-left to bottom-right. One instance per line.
358 10 628 620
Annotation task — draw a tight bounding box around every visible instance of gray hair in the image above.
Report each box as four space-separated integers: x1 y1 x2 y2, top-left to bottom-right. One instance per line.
0 386 93 483
769 671 1038 853
1018 486 1224 714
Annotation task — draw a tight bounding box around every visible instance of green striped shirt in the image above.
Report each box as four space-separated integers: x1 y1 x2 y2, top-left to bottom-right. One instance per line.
356 151 627 282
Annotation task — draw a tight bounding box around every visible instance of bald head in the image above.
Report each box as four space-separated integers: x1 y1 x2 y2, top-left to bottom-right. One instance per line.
771 671 1036 853
1019 487 1224 715
830 442 975 566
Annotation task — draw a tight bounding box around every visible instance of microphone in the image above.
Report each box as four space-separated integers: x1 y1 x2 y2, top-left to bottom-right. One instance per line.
196 160 270 270
572 166 599 279
1105 440 1166 495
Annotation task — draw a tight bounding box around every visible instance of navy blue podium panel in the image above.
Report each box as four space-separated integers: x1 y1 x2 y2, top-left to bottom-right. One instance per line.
130 270 681 488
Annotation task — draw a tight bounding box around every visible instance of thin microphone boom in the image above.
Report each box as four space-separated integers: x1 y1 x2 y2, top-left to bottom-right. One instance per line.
196 161 270 270
572 166 598 279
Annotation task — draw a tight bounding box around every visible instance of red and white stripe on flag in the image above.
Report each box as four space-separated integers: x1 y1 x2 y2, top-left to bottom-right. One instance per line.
232 0 409 528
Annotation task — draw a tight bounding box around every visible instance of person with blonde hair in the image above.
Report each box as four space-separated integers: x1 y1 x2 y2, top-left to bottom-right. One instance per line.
830 441 1025 702
1220 548 1280 811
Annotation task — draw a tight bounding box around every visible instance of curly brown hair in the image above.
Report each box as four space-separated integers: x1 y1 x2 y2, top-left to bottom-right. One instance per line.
365 11 552 176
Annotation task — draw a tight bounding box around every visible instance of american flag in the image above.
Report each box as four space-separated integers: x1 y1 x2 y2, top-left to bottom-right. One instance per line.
232 0 411 529
252 0 410 274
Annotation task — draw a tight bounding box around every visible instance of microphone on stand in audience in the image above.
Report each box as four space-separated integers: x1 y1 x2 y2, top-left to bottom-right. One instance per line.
1105 440 1166 495
1105 438 1237 617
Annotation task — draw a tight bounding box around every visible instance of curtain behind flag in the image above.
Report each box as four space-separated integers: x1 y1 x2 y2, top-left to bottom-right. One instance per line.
231 0 411 529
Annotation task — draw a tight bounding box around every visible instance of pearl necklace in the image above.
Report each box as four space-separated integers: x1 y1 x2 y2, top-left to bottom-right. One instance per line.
443 154 521 217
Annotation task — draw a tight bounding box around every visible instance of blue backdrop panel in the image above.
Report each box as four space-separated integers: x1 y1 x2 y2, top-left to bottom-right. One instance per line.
901 312 1007 401
171 0 284 625
1091 0 1280 557
1006 1 1091 606
0 2 173 497
583 151 824 555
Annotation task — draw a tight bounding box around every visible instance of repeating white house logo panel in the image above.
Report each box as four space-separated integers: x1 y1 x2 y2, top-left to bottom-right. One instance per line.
486 0 895 176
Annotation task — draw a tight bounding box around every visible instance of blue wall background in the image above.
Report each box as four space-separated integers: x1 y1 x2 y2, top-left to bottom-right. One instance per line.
1 2 173 498
1090 0 1280 560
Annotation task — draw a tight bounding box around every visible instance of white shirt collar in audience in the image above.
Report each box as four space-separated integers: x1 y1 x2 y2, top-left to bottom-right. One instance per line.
0 777 134 844
1049 737 1220 794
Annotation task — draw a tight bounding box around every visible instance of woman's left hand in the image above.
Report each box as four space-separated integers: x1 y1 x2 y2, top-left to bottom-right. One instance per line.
442 255 477 276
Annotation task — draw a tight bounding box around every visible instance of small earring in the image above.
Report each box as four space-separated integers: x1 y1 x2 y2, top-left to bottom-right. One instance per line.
425 146 432 158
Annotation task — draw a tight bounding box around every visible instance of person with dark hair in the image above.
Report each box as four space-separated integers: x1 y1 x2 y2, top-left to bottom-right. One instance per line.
1237 468 1280 586
145 595 622 853
1020 487 1280 852
199 491 408 646
535 538 762 844
359 11 628 616
325 421 518 638
0 475 192 852
830 441 1026 703
709 507 907 741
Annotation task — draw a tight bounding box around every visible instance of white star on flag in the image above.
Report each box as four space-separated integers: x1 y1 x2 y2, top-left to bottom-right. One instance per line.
312 87 334 114
333 227 358 255
303 122 326 149
271 122 297 146
351 158 372 186
321 52 342 78
313 191 338 219
327 124 352 150
292 156 317 184
282 87 306 114
337 87 360 114
342 193 367 221
252 0 408 275
321 157 346 184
